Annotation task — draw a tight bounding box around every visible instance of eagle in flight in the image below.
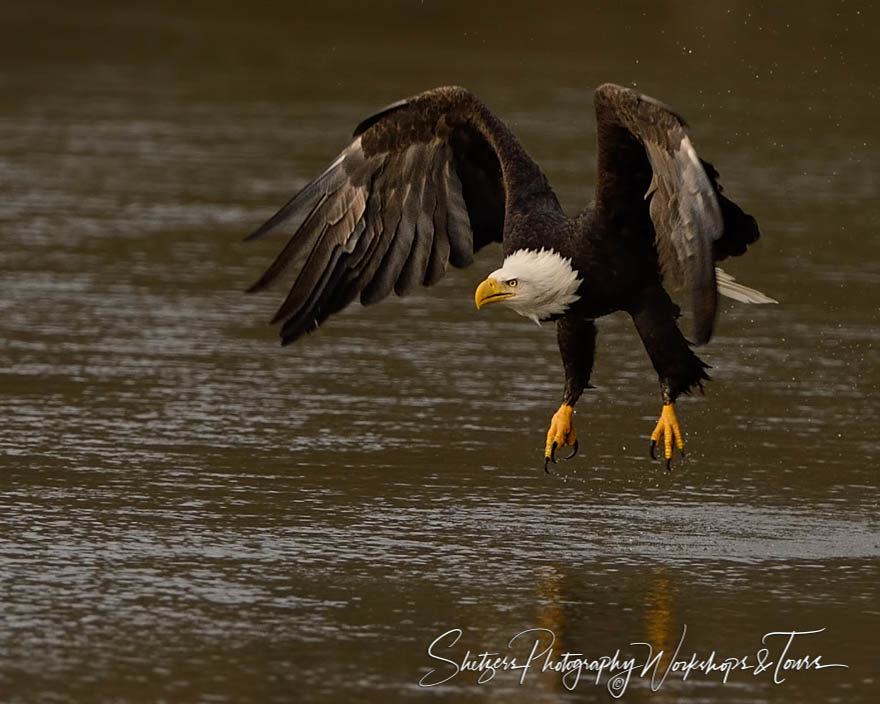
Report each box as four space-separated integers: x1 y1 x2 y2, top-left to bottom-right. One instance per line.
246 84 775 471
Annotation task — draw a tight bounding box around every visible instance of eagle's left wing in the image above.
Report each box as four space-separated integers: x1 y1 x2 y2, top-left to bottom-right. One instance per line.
593 83 760 344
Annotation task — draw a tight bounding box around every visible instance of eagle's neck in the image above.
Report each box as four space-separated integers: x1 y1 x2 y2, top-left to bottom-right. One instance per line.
496 248 582 324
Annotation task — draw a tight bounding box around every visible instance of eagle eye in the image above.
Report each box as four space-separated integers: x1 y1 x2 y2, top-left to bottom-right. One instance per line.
507 278 518 287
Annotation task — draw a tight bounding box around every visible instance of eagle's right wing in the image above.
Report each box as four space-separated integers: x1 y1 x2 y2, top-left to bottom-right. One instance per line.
247 86 552 345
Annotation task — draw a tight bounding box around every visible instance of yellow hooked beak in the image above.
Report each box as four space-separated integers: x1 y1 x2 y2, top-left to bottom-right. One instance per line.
475 277 516 309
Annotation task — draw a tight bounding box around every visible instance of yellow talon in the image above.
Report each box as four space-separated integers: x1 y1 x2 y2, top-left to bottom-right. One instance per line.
650 402 684 463
544 403 578 471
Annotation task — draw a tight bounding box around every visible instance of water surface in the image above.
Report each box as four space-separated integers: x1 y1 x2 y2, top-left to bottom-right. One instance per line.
1 2 878 702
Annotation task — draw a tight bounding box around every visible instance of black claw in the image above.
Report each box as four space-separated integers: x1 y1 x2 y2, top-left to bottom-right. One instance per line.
544 456 551 474
650 440 657 460
665 457 673 473
565 439 579 460
550 441 558 464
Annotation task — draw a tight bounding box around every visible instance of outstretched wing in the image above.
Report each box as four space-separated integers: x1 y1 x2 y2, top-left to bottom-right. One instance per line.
247 86 551 345
593 83 759 344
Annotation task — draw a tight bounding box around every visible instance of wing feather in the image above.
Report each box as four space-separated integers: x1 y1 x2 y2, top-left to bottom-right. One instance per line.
360 164 421 305
396 145 444 295
444 161 474 268
423 160 451 286
245 144 356 243
594 83 760 344
245 193 331 294
268 184 368 323
247 86 556 344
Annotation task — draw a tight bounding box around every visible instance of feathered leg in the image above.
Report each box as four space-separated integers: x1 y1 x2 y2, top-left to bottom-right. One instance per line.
544 316 597 472
630 285 710 470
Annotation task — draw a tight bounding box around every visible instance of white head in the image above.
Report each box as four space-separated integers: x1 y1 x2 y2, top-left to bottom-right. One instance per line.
474 248 582 324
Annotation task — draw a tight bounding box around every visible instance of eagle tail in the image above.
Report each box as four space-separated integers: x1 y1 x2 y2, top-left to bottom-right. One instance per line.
715 267 777 304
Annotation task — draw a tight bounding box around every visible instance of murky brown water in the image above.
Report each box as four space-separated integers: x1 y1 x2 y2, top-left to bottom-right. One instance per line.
1 1 878 702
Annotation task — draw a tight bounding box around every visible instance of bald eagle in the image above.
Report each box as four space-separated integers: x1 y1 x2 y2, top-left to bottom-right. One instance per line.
246 84 775 470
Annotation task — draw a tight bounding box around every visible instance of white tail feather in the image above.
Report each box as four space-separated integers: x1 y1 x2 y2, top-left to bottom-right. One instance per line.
716 267 777 304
